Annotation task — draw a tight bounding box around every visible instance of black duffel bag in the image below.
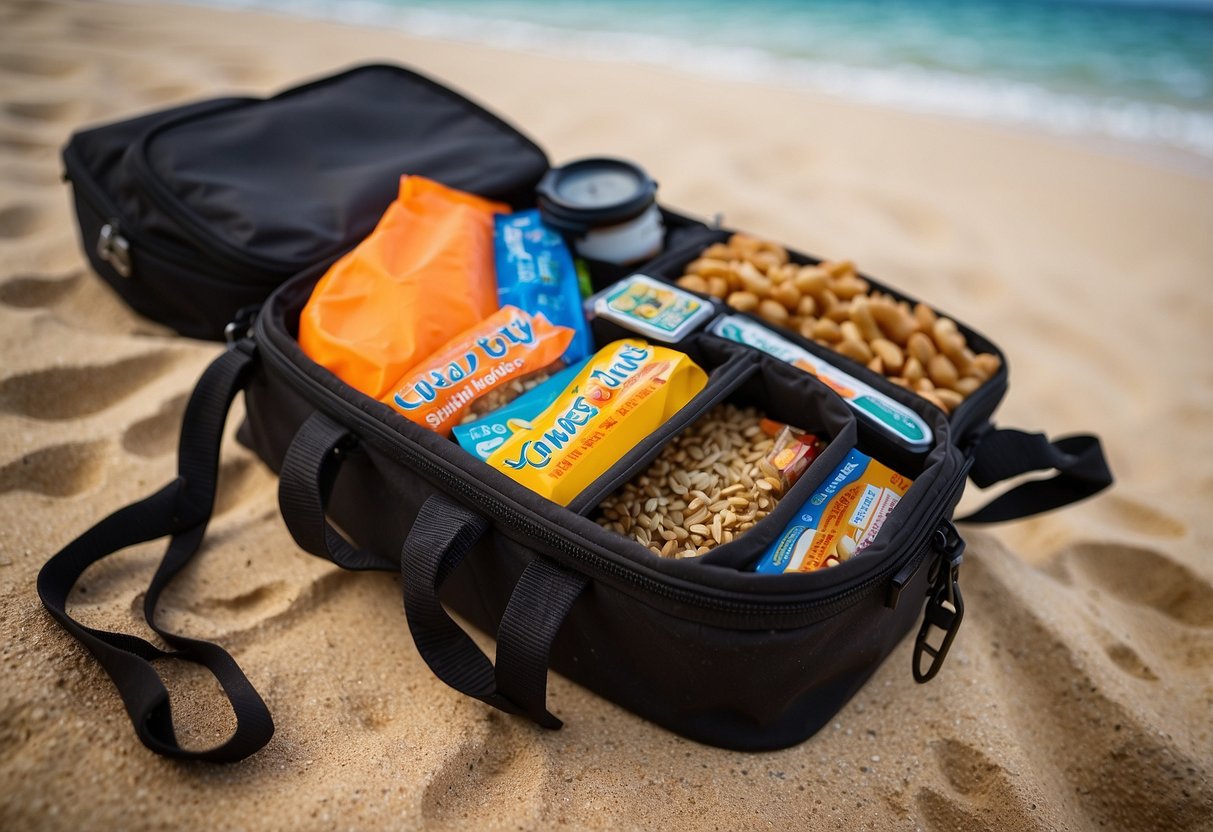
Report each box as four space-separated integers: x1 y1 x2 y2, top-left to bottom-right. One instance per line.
39 65 1112 762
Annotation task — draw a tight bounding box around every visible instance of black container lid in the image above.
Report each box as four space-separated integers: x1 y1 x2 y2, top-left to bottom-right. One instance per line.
536 157 658 235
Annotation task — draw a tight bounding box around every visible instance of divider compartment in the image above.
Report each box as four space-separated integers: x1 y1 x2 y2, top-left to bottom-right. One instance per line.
630 228 1008 435
579 347 863 564
699 403 951 573
563 335 757 515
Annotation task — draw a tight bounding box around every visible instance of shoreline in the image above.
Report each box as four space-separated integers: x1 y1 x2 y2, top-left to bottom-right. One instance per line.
175 0 1213 178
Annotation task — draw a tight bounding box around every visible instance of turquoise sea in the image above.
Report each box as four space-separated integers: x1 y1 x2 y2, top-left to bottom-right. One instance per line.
195 0 1213 160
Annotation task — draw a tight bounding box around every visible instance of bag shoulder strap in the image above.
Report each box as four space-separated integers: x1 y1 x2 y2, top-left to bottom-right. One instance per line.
36 342 274 762
959 428 1112 524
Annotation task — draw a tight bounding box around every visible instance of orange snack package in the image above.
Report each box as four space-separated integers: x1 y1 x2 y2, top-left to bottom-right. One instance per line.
382 306 573 436
298 176 507 399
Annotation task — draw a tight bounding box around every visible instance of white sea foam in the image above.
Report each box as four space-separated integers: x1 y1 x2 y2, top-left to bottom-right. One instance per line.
189 0 1213 163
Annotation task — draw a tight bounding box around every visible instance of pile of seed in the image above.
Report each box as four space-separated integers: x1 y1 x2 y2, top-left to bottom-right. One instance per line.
675 234 1002 413
597 403 794 559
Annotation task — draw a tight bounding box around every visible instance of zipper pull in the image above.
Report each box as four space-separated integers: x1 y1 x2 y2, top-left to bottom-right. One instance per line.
912 520 965 683
224 304 260 348
97 220 132 278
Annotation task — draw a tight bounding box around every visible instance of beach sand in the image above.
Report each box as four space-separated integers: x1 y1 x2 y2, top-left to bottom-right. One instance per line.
2 1 1212 829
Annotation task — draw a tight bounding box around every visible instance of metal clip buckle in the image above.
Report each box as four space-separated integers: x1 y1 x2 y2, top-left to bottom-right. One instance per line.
224 305 259 347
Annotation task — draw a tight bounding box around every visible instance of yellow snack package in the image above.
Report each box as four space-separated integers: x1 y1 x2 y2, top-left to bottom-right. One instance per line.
381 306 573 437
486 340 708 506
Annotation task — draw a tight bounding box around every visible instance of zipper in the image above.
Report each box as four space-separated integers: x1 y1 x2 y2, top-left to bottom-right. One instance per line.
95 220 132 278
65 154 218 273
250 306 967 625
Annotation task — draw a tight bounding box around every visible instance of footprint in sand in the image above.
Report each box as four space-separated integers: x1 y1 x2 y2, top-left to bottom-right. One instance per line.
175 579 295 640
0 350 181 420
121 392 189 458
1089 494 1188 540
0 271 82 309
0 439 109 497
1102 640 1160 682
0 0 56 26
960 549 1213 830
213 454 275 517
915 738 1035 832
0 51 83 80
421 712 547 829
1058 541 1213 628
1 99 80 124
0 202 52 239
0 271 164 336
0 129 55 159
176 567 353 644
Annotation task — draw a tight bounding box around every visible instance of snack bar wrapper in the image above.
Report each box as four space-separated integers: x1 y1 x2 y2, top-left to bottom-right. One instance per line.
382 306 572 437
486 340 707 506
495 209 594 365
452 358 591 461
755 448 913 574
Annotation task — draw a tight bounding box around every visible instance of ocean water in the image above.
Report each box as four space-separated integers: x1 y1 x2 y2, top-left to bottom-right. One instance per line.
196 0 1213 160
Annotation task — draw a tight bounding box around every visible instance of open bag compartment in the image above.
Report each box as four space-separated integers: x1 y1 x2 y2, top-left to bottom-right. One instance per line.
34 217 1106 761
229 263 971 751
631 229 1010 443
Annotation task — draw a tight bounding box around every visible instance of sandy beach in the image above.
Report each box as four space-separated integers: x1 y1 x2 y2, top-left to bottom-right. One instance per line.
1 1 1212 829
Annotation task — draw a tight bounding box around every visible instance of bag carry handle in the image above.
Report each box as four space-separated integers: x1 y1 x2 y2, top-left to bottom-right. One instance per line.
401 492 589 729
36 343 274 762
958 428 1112 524
278 412 397 571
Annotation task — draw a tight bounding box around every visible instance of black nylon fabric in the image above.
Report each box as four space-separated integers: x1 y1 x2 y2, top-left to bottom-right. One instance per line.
401 496 503 704
36 344 274 762
228 274 969 750
40 170 1114 760
494 555 591 728
399 493 589 728
226 246 1108 756
959 429 1113 523
278 411 397 571
137 65 549 268
61 63 550 339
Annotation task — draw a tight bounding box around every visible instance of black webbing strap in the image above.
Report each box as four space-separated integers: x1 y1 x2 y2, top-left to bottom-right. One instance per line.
494 556 588 728
36 342 273 762
278 411 396 571
958 429 1112 524
401 493 588 728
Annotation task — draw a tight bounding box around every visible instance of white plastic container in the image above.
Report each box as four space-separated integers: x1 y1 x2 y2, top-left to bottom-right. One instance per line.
536 157 665 265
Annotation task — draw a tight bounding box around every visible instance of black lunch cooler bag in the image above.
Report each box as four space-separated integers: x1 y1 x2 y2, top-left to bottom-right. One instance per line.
39 64 1113 763
61 64 550 340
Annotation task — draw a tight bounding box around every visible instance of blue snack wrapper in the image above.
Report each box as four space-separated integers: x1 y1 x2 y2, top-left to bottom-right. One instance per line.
754 448 913 574
494 209 593 365
453 358 590 461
